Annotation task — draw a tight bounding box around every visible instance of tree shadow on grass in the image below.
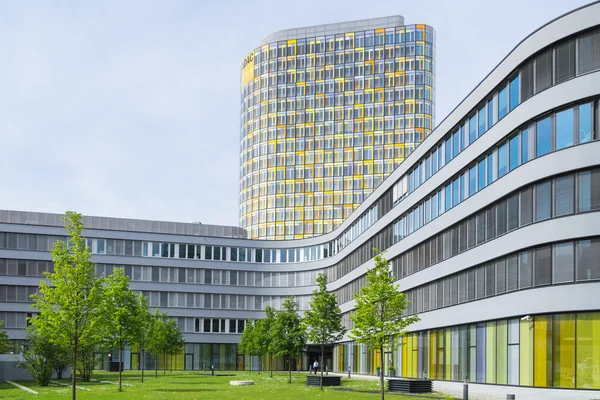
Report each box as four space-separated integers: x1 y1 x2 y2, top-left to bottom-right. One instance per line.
152 389 217 393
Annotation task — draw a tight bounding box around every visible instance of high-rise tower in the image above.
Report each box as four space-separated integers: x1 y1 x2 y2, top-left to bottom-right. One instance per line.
239 16 435 240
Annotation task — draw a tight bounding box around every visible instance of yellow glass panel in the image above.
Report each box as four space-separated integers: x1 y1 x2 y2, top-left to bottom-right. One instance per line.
444 329 451 380
401 336 407 377
553 314 576 388
534 315 553 387
429 330 437 379
576 312 600 388
520 319 534 386
496 320 507 384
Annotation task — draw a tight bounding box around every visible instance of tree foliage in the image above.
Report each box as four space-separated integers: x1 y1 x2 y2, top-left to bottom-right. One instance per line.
30 211 104 400
271 297 306 383
254 306 276 376
101 267 145 391
20 326 69 386
134 296 152 383
304 273 346 389
0 321 11 354
237 320 260 372
164 317 184 372
350 251 419 400
146 309 169 377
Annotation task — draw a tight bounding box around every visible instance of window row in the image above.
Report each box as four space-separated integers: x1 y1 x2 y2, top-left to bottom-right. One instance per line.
392 26 600 208
95 263 321 288
180 318 246 334
402 238 600 317
140 291 312 312
392 167 600 280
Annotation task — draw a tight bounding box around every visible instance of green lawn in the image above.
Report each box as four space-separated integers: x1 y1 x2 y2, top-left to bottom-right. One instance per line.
3 370 447 399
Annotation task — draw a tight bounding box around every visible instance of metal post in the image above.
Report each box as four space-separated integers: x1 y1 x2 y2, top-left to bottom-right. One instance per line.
347 366 351 379
326 365 328 376
211 365 214 376
463 378 468 400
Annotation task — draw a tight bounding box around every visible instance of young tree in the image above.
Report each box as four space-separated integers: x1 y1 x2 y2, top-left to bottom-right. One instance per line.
101 268 144 391
304 273 346 389
20 325 57 386
31 211 104 400
165 317 184 372
272 297 306 383
0 321 11 354
237 320 260 373
254 306 276 376
146 310 168 378
134 297 152 383
350 251 419 400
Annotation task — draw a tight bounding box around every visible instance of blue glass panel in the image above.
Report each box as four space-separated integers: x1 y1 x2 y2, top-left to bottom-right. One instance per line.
578 103 593 143
555 108 574 150
432 194 438 219
424 199 430 223
487 99 494 129
521 128 529 163
425 156 430 180
459 174 465 202
478 160 486 190
438 146 443 170
509 76 519 111
498 85 508 120
487 154 494 184
453 131 460 158
498 143 508 178
445 184 452 212
461 124 466 151
509 135 519 171
452 179 459 207
438 191 444 215
432 150 438 174
469 166 477 196
445 139 452 163
536 117 552 157
469 115 477 144
478 106 486 136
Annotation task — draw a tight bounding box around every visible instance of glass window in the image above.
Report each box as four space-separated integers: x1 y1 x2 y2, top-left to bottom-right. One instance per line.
509 135 519 171
487 98 494 129
578 171 592 212
509 75 519 111
478 106 486 136
487 154 494 184
469 166 477 196
579 103 593 143
577 239 600 281
553 314 576 388
535 181 552 221
453 130 460 158
445 184 452 212
521 128 529 163
469 115 477 144
555 108 574 150
478 160 486 190
536 117 552 157
452 179 459 207
498 143 508 178
553 242 574 283
498 85 508 120
554 175 574 216
445 138 452 163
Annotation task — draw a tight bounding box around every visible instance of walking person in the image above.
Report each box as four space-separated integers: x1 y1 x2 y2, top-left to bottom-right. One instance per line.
312 359 319 374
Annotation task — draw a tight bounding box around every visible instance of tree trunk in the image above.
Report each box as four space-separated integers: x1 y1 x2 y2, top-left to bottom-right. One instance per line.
380 345 385 400
72 343 77 400
155 355 158 378
320 344 325 390
118 345 123 392
170 354 173 372
141 348 145 383
163 353 166 374
288 354 291 383
269 353 272 377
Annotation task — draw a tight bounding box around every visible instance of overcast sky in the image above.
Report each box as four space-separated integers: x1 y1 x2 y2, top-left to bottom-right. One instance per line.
0 0 590 227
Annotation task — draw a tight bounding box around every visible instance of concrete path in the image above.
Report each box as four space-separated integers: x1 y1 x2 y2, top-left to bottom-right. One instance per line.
328 372 600 400
5 381 38 394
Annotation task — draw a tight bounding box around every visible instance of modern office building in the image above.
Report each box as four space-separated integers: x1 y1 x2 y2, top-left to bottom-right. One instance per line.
2 1 600 391
239 17 436 240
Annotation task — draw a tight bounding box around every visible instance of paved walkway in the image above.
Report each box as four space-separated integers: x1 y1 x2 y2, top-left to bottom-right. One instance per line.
328 372 600 400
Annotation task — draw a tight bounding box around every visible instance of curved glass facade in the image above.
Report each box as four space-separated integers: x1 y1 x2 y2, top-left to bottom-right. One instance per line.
239 18 436 240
